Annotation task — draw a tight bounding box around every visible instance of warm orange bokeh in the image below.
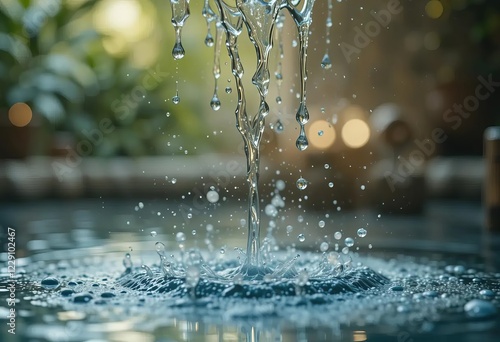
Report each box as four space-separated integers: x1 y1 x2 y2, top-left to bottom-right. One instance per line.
8 102 33 127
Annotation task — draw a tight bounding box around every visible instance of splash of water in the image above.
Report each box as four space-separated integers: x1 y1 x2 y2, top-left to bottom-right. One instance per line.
171 0 317 271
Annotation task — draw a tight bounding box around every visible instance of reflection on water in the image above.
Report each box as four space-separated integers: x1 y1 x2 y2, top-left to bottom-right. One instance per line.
1 199 500 342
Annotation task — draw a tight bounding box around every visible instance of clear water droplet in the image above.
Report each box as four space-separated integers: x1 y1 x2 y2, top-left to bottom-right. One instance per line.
298 234 306 242
345 237 354 247
155 242 166 254
276 96 282 104
206 190 220 203
321 53 332 69
123 253 132 269
464 299 497 318
334 231 342 240
274 119 284 133
357 228 367 238
318 130 324 136
205 33 214 47
296 177 308 190
150 230 157 237
41 277 60 290
172 95 180 104
176 232 186 243
172 41 185 60
296 133 308 151
328 182 334 188
225 86 232 94
318 220 325 228
320 242 329 252
210 94 221 111
276 179 286 191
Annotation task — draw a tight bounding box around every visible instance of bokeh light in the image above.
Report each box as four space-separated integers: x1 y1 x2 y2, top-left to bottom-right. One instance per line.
341 119 370 149
308 120 336 149
425 1 444 19
8 102 33 127
93 0 154 54
424 31 441 51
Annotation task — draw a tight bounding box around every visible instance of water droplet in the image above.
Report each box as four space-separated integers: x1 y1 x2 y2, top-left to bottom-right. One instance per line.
324 164 330 169
150 230 157 237
318 220 325 228
464 299 497 318
41 277 60 290
176 232 186 243
171 178 177 184
123 253 132 269
296 133 308 151
73 293 93 304
357 228 367 238
155 242 166 254
276 96 282 104
187 213 193 219
345 237 354 247
360 185 366 190
220 247 225 254
225 86 232 94
265 204 278 217
138 202 144 209
172 41 185 60
328 182 334 188
274 119 284 133
479 289 495 299
204 33 214 47
206 190 220 203
172 95 180 104
296 177 308 190
318 130 324 136
320 242 329 252
210 94 221 111
321 53 332 69
276 179 286 191
298 234 306 242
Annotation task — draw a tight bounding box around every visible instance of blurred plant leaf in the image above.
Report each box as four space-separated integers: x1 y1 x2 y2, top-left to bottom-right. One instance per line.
0 32 30 63
43 54 99 95
33 93 65 123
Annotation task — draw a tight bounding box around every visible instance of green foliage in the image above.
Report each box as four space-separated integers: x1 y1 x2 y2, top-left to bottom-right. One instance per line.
0 0 211 156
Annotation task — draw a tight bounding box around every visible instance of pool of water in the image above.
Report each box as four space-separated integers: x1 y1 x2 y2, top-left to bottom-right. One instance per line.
1 199 499 342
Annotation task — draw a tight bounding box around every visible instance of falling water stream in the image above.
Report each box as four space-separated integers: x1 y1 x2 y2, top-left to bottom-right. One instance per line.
173 0 317 272
1 1 500 341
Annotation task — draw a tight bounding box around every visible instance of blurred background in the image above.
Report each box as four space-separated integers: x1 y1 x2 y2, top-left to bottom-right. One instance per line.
0 0 499 215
